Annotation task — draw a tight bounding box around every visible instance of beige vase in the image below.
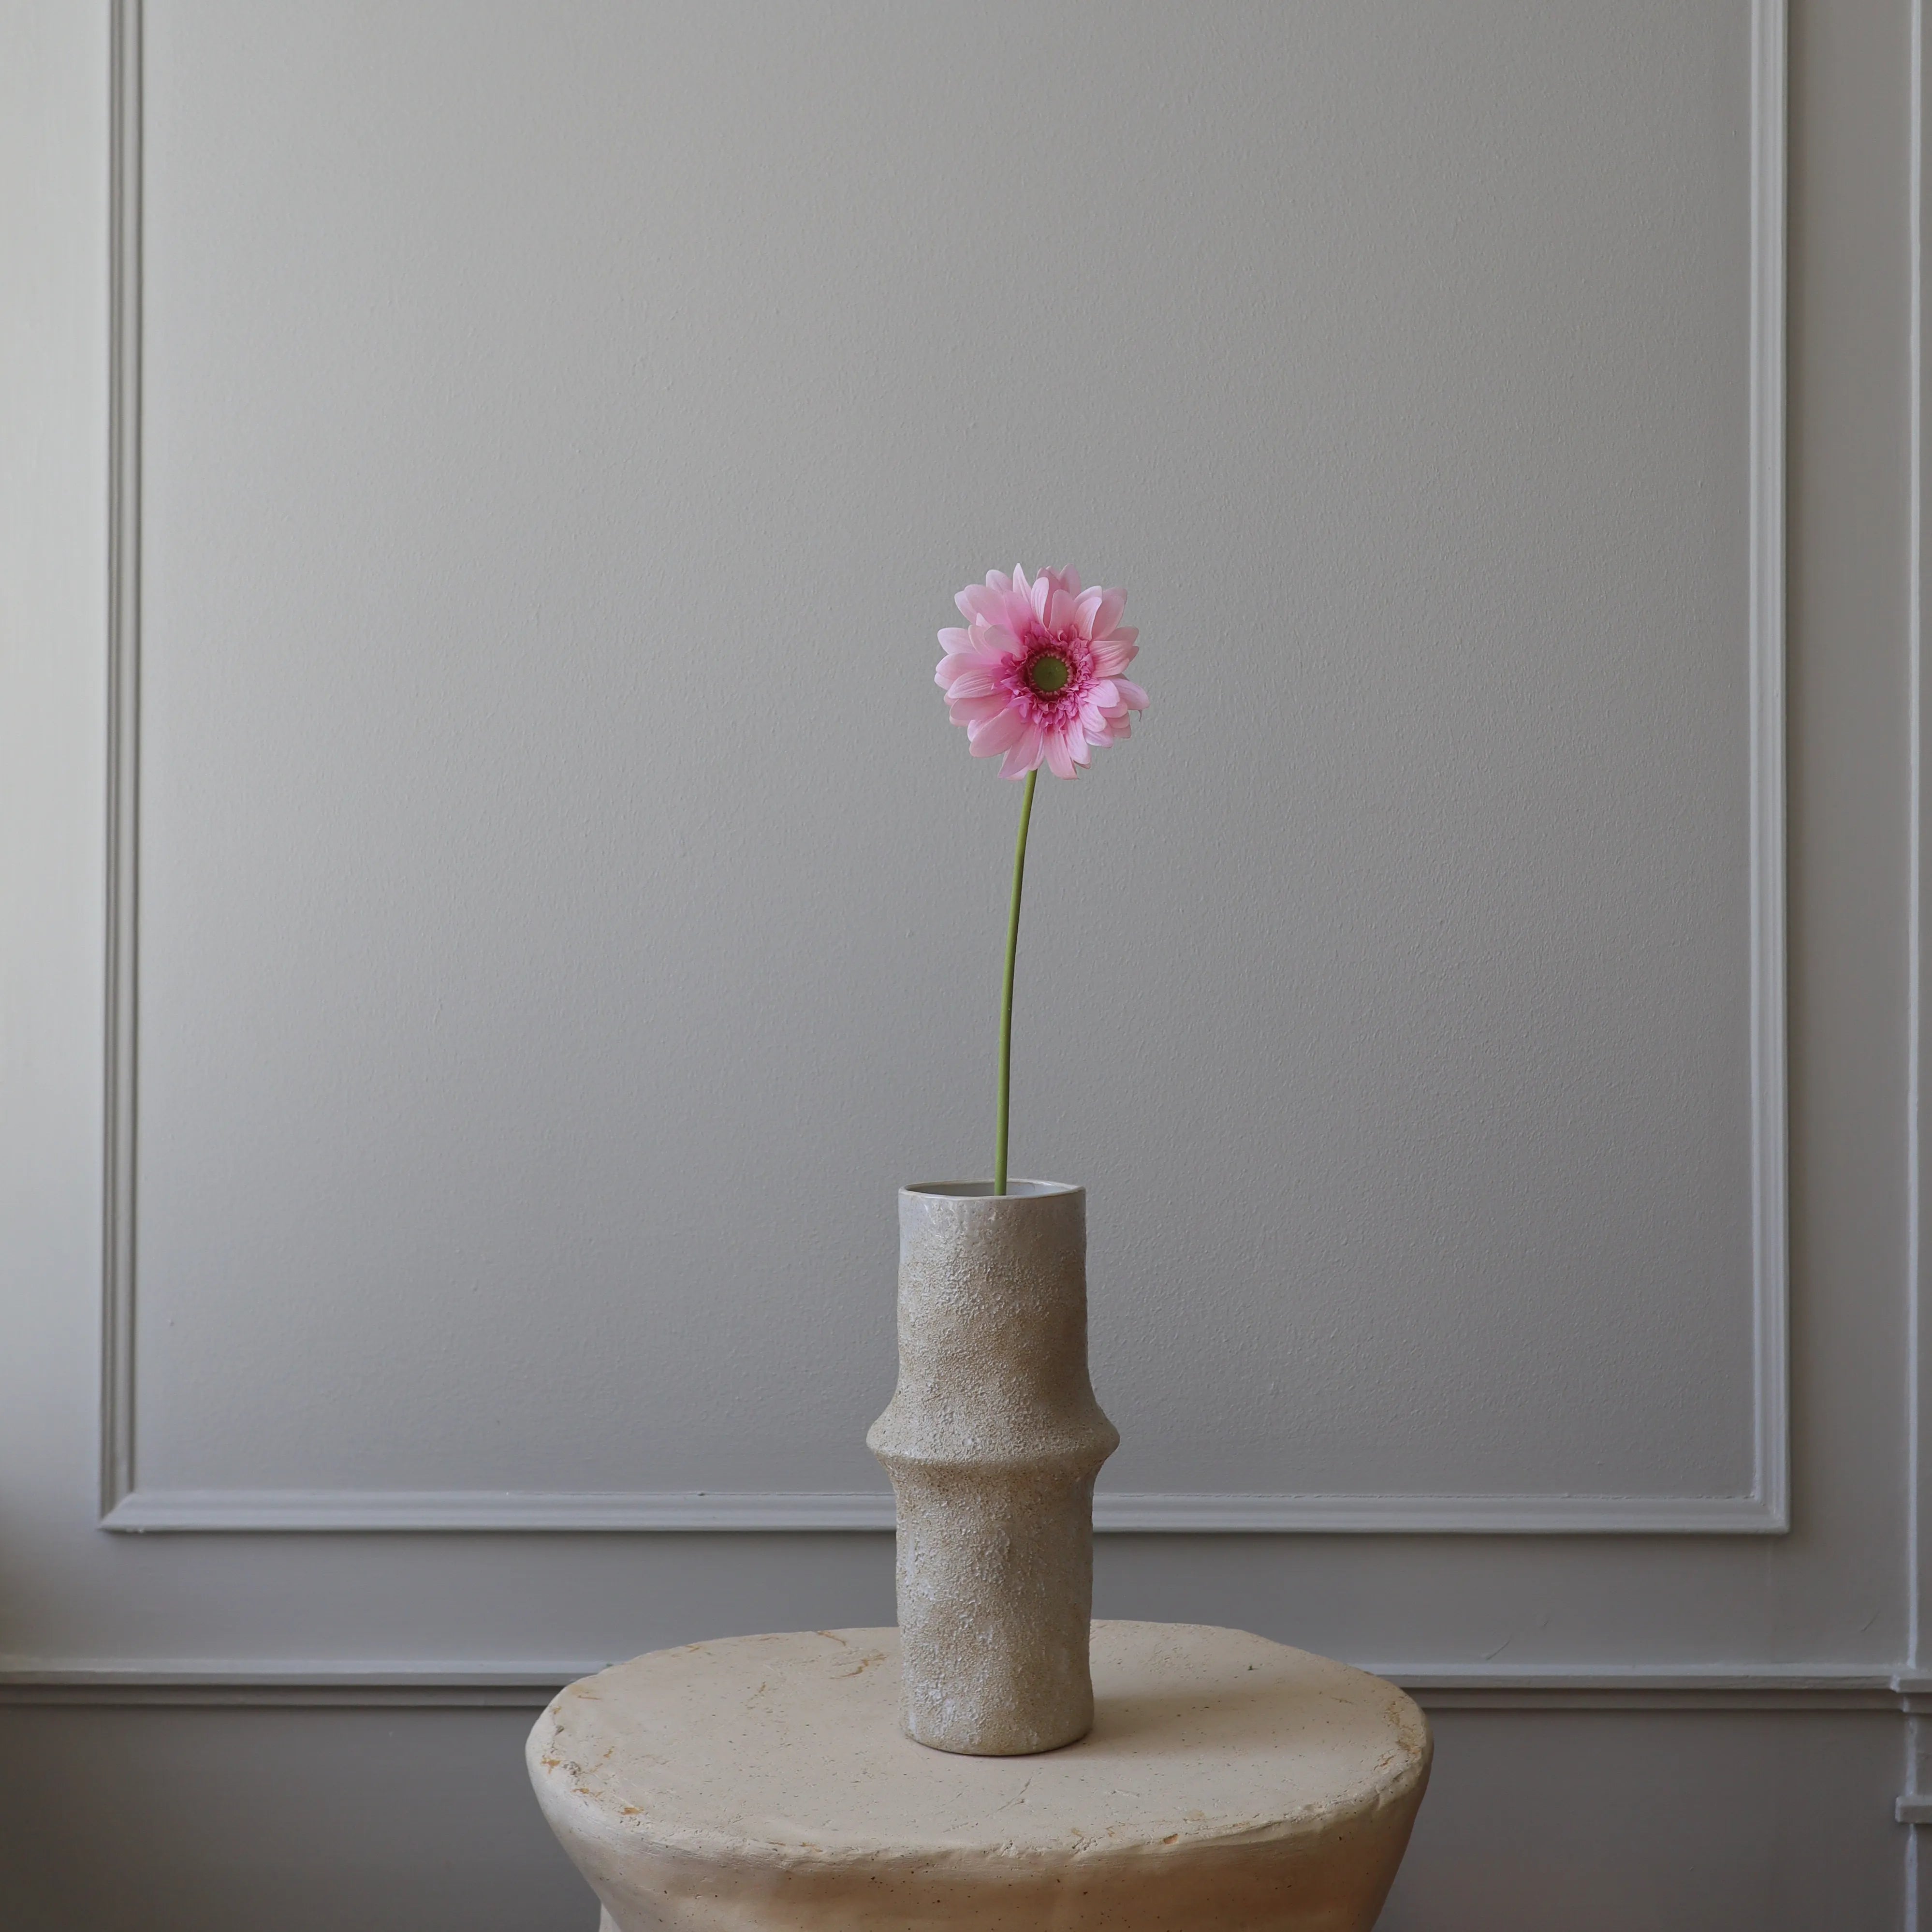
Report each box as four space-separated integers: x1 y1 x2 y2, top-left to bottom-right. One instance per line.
866 1181 1120 1756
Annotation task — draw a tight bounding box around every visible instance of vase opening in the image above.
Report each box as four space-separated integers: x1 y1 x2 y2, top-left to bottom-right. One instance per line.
903 1179 1077 1199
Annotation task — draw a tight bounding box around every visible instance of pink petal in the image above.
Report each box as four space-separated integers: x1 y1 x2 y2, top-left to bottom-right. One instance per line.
996 572 1029 635
1044 731 1078 780
1115 679 1149 712
956 586 1003 625
969 707 1027 757
1030 573 1051 623
942 665 998 699
938 627 970 653
1090 588 1127 637
1000 724 1044 778
949 691 1009 725
1090 639 1138 676
1103 626 1138 648
937 656 982 691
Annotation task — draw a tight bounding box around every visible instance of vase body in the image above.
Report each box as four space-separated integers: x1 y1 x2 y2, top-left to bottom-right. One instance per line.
866 1181 1119 1756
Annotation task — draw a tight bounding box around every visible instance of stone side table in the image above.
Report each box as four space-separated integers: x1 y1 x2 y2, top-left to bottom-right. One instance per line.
528 1620 1429 1931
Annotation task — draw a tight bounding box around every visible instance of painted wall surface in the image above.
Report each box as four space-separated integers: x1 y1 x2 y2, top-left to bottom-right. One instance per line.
129 0 1762 1518
0 1 1920 1925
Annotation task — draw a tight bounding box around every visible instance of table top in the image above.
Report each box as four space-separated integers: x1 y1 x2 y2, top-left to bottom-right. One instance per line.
528 1620 1429 1871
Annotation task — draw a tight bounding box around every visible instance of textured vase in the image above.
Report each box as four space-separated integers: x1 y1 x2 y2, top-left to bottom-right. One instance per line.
866 1181 1119 1756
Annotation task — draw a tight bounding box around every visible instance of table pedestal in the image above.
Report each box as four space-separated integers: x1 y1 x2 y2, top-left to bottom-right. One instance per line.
529 1620 1429 1931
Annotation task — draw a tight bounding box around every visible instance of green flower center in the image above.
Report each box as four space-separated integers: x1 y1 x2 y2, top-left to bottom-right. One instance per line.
1027 653 1071 696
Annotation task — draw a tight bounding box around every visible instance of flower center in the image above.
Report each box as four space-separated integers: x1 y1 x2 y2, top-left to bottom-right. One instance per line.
1027 652 1071 696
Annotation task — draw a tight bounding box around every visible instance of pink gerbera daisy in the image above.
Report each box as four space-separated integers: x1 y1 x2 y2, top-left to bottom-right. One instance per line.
937 566 1148 779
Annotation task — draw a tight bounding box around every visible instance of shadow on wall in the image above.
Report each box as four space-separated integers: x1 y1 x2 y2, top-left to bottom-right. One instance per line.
0 1699 1906 1931
0 1704 594 1932
1376 1708 1902 1932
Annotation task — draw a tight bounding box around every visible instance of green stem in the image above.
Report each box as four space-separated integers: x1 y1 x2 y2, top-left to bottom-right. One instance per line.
994 768 1039 1196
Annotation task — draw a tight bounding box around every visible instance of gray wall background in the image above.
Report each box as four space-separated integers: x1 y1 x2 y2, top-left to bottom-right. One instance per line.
0 0 1920 1925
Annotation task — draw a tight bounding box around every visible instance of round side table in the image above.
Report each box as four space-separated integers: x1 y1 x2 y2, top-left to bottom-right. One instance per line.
528 1619 1428 1931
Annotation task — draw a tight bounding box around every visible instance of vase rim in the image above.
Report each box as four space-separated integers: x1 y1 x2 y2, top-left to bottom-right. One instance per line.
902 1179 1081 1200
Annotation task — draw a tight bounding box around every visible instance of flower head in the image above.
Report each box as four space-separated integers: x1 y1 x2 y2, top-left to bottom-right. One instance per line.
937 566 1147 779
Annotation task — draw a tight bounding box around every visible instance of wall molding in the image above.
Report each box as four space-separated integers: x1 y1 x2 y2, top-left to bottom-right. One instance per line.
99 1485 1786 1536
1745 0 1791 1543
1910 0 1932 1707
1904 0 1931 1897
98 0 1791 1538
101 0 141 1524
0 1658 1893 1713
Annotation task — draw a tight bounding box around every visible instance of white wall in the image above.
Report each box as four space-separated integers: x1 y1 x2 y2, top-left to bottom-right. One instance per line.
0 1 1919 1924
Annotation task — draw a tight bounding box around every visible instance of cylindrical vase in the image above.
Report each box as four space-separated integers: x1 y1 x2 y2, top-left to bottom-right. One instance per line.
866 1181 1119 1756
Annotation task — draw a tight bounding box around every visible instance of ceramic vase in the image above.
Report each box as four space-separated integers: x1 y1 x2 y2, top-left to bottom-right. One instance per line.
866 1181 1119 1755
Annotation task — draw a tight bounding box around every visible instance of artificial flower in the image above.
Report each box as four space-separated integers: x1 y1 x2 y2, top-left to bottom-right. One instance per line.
937 566 1147 780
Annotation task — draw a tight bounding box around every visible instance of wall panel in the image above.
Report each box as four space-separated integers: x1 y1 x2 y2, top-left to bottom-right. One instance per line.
109 0 1785 1533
